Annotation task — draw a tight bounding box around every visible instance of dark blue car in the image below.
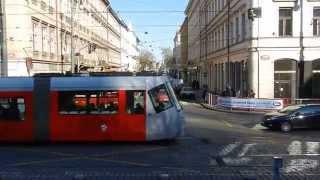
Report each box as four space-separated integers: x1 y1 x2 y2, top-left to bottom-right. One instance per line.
261 104 320 132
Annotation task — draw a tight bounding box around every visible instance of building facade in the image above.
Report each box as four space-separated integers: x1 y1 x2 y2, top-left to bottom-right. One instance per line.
185 0 201 85
180 17 189 83
0 0 124 76
173 31 181 78
120 23 140 72
186 0 320 99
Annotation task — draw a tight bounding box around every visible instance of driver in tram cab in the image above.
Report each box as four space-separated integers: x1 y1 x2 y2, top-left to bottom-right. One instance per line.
6 101 20 120
134 103 144 114
0 104 6 119
155 92 165 111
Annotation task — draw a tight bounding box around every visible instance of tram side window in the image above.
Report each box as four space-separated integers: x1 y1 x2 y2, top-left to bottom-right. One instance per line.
149 84 173 113
59 92 87 114
59 91 119 115
126 91 145 114
89 91 119 115
0 98 25 121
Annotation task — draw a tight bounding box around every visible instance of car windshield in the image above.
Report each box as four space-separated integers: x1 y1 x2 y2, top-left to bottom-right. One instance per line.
278 105 304 114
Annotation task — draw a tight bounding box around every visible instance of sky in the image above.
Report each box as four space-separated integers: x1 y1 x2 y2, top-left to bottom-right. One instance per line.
109 0 189 62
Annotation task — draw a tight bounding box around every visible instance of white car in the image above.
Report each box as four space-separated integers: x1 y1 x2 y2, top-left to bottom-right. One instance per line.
180 87 196 99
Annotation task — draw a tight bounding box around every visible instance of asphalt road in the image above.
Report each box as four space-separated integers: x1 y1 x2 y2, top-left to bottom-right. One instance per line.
1 102 320 179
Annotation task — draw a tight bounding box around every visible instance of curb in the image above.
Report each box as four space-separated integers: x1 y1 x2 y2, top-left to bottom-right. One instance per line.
200 103 266 115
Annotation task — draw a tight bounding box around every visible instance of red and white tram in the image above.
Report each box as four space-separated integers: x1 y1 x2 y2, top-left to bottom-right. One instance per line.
0 75 185 142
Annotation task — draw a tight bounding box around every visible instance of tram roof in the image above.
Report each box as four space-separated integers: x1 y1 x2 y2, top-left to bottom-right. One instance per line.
50 76 170 91
0 76 170 91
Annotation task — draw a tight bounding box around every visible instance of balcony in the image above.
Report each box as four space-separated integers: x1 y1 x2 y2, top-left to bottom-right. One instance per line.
42 51 48 57
49 6 54 14
33 50 40 57
50 53 55 59
40 1 47 11
31 0 38 6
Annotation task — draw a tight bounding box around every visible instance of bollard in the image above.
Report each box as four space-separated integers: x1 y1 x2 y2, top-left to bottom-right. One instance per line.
272 156 283 180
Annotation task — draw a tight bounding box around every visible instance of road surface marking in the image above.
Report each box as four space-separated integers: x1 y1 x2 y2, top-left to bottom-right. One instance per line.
247 154 320 157
251 124 267 130
92 147 168 157
9 157 82 167
285 159 319 173
218 142 241 156
223 121 233 128
288 141 302 155
87 157 152 167
238 143 257 157
306 142 320 154
0 147 75 157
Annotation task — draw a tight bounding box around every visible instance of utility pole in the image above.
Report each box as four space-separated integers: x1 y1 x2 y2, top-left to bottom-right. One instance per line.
0 0 7 76
298 0 304 98
70 0 75 73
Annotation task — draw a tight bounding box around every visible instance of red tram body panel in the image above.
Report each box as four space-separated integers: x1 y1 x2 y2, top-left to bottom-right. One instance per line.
49 91 146 142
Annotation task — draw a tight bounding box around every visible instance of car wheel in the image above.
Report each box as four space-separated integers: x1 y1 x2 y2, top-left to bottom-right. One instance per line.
280 122 292 132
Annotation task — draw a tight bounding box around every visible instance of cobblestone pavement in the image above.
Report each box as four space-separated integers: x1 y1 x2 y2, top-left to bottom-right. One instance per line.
0 102 320 179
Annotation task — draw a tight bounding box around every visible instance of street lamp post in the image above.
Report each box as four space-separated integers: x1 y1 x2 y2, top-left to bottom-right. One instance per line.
70 0 75 73
227 0 231 89
0 0 7 76
298 0 305 98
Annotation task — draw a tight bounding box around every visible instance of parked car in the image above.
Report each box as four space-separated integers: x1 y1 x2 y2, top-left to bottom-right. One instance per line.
180 86 196 99
261 104 320 132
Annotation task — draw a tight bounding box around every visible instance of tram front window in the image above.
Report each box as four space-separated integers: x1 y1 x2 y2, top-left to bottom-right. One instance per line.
149 84 173 113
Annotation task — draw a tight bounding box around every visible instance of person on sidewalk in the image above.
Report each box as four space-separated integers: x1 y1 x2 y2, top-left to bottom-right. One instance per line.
248 89 256 98
202 85 208 103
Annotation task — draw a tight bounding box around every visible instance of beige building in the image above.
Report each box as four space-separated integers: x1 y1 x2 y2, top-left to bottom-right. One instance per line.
185 0 320 99
180 17 188 83
185 0 201 85
0 0 123 76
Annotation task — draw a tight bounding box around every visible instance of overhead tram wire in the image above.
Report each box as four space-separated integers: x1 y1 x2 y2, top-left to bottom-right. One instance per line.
4 10 248 16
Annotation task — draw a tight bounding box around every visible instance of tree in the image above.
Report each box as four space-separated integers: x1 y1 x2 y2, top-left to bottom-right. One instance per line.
161 48 175 69
161 47 175 74
136 49 155 72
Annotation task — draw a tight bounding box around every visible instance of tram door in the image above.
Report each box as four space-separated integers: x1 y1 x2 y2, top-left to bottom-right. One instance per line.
115 90 146 141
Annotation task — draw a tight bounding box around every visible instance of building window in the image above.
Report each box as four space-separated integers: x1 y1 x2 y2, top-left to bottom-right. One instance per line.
241 13 246 40
32 20 41 52
229 21 234 44
0 98 25 121
235 17 240 42
49 27 56 56
126 91 145 114
58 91 119 115
314 7 320 36
41 23 48 54
279 8 292 37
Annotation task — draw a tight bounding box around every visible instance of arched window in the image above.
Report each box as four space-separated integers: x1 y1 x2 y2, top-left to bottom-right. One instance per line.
274 59 297 99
